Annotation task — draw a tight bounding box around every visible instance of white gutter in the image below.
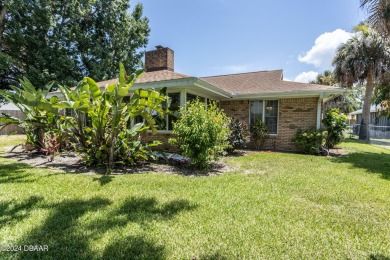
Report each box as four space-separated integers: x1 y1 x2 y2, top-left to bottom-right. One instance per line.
224 88 344 100
317 92 324 129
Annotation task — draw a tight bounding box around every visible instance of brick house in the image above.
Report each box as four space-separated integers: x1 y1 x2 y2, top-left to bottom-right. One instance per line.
97 46 344 151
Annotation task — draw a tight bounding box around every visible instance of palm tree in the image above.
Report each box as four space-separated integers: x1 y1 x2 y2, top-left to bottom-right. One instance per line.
333 28 390 141
361 0 390 37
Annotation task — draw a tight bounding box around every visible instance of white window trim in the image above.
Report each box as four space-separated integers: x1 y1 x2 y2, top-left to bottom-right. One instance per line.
249 99 279 136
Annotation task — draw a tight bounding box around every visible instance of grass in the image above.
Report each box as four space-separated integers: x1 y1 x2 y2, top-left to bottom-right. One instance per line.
0 136 389 259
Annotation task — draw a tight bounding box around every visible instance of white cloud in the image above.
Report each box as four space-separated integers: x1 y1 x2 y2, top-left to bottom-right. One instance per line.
298 29 353 69
294 71 319 83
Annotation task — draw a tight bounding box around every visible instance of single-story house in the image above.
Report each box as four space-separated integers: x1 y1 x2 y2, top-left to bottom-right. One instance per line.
53 46 344 151
350 105 390 138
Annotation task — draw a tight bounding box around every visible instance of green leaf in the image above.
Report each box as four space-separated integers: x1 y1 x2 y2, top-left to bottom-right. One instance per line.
118 87 129 97
119 62 126 86
85 77 102 100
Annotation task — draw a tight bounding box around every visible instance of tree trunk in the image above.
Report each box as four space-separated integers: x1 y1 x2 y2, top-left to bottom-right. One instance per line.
359 68 374 141
0 5 7 50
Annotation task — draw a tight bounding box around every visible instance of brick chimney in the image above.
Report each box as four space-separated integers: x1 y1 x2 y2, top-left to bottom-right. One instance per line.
145 45 174 72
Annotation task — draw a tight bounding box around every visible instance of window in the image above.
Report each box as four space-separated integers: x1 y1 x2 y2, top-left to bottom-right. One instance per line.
168 93 180 130
187 93 205 103
250 100 278 134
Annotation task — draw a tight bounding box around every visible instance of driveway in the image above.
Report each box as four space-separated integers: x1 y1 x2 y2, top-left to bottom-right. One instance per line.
370 138 390 150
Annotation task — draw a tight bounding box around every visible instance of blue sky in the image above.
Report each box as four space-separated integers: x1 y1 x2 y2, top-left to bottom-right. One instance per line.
135 0 365 82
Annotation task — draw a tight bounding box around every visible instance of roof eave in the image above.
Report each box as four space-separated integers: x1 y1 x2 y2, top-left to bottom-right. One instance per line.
224 88 345 100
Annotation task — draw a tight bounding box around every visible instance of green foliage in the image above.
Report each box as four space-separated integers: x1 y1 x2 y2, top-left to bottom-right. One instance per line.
311 70 363 114
0 0 150 91
333 26 390 140
170 100 230 170
55 63 169 170
227 117 250 153
1 63 168 171
0 78 70 154
291 128 325 155
322 108 348 149
250 119 269 150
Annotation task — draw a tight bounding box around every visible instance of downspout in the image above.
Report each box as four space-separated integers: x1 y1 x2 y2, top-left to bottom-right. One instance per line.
316 92 324 129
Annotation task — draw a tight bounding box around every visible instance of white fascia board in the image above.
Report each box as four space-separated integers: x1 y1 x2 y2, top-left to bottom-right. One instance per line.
132 77 197 90
224 88 345 100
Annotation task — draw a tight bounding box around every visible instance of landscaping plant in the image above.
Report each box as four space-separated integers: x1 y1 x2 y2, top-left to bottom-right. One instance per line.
322 108 348 148
251 119 269 150
291 128 326 155
170 100 230 170
55 63 169 170
227 117 250 153
0 78 70 154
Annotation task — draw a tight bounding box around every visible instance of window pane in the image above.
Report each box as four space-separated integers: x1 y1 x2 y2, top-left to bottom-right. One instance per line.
187 93 205 103
168 93 180 130
265 100 278 134
250 101 263 126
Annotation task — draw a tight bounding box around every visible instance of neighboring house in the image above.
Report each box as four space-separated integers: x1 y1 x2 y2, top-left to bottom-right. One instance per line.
350 105 390 138
52 46 344 151
0 102 25 135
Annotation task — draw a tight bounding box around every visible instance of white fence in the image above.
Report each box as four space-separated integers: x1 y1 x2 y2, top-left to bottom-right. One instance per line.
352 124 390 139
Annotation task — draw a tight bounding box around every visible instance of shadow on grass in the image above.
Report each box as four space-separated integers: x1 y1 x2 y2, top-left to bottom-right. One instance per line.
0 162 35 184
93 175 114 186
334 151 390 180
0 196 42 226
9 196 196 259
369 254 390 260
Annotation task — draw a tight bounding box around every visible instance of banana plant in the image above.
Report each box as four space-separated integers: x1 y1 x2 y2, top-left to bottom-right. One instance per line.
0 78 68 151
54 63 169 170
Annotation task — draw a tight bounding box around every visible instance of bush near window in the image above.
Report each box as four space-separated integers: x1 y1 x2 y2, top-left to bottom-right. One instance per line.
322 108 348 148
291 128 325 155
169 100 230 170
227 117 250 153
251 119 269 150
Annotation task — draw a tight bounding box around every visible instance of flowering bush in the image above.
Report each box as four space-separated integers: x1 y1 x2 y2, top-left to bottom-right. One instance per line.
322 108 348 148
291 128 325 155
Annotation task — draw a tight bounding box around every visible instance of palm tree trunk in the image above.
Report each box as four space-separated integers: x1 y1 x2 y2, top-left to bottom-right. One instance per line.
359 68 374 141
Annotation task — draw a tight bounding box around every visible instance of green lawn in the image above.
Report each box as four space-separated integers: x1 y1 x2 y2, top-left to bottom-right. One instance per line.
0 136 389 259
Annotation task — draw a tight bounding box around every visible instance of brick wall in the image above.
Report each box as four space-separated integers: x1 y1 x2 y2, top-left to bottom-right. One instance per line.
277 97 318 150
220 97 319 151
145 47 174 72
140 97 319 153
219 100 250 125
140 132 180 154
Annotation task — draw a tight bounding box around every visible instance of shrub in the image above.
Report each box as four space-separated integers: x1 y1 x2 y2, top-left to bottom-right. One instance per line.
322 108 348 148
227 117 250 153
170 100 230 170
56 63 169 170
251 119 268 150
0 78 71 155
291 128 325 155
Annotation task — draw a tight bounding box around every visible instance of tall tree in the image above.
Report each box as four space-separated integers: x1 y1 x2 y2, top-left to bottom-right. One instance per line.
333 27 390 140
310 70 362 114
0 0 149 97
361 0 390 118
361 0 390 37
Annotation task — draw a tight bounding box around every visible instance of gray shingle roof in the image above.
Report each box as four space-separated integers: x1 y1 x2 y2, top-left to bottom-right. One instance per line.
97 70 191 87
200 70 341 95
